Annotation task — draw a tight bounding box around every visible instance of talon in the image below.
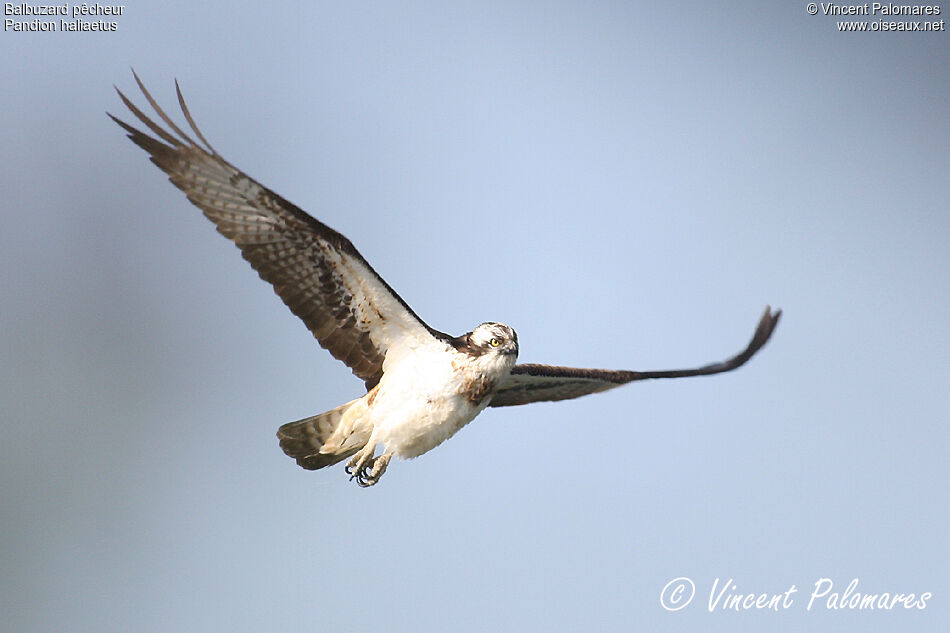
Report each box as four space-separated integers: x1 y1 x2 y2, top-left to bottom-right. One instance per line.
344 448 391 487
359 453 391 487
345 449 373 482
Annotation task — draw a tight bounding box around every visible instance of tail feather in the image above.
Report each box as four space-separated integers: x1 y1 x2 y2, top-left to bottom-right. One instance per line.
277 400 360 470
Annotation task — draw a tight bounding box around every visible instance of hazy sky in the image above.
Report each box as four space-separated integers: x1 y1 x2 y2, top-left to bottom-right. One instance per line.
3 2 948 632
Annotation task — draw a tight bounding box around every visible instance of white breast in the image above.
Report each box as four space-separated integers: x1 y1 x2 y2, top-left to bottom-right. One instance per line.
368 337 508 459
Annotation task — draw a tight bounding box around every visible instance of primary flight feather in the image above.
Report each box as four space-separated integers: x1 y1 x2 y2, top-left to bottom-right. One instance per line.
111 73 780 487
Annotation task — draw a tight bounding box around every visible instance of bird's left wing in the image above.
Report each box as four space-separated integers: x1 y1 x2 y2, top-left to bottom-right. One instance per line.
110 73 451 389
489 307 780 407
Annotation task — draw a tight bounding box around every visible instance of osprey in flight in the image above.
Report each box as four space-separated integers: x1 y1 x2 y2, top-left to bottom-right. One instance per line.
111 73 780 487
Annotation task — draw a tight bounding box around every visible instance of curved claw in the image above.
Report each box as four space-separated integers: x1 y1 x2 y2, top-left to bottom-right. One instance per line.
344 461 370 486
345 452 392 487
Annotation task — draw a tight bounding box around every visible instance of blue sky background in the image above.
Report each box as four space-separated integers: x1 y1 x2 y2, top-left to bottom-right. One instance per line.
2 2 948 632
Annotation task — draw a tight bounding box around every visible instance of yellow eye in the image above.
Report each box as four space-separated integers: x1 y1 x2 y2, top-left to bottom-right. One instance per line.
489 337 501 347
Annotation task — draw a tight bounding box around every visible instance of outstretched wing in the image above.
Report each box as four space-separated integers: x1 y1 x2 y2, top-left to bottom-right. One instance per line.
489 307 780 407
110 72 450 389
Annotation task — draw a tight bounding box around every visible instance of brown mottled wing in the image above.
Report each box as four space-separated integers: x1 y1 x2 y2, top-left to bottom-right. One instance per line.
489 307 780 407
110 73 450 389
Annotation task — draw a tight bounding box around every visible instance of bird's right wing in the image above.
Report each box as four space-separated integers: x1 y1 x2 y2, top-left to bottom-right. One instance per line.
489 307 780 407
110 73 452 389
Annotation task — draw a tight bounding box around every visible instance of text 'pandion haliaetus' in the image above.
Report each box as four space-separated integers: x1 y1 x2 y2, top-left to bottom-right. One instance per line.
111 73 780 487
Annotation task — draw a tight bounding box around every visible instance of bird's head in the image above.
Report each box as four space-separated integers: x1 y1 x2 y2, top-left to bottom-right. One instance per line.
463 322 519 359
